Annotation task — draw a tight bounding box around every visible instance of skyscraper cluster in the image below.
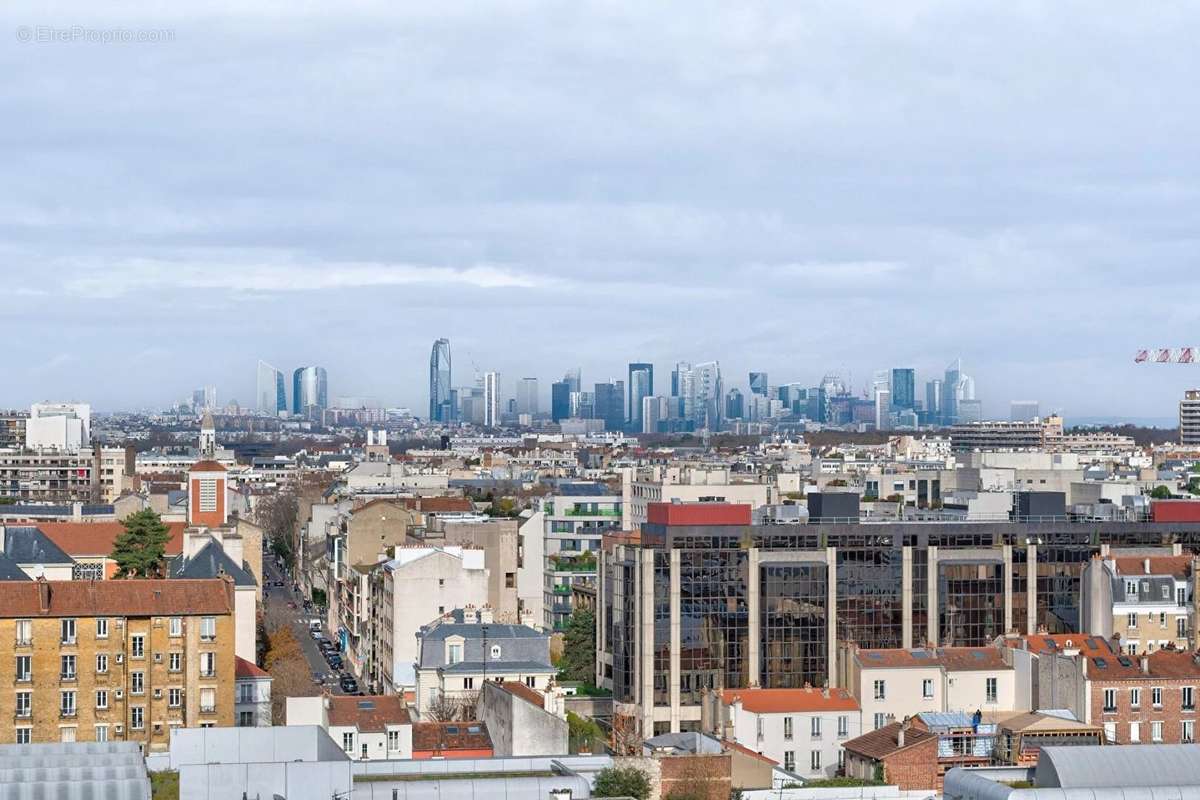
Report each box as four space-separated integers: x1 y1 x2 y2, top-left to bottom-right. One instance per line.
256 360 329 418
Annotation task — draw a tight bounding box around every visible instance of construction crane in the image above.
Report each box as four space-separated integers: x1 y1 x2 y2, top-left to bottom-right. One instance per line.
1134 348 1199 364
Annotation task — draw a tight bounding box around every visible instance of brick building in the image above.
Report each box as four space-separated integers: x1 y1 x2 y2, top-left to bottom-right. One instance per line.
842 719 939 790
0 578 236 750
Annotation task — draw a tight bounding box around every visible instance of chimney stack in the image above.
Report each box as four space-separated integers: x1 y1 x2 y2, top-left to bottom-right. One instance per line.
36 577 50 614
1145 558 1152 575
1141 655 1151 675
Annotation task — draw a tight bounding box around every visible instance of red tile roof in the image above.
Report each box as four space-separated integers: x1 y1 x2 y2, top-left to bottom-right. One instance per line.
721 687 859 714
843 722 937 760
189 461 227 473
0 579 232 617
412 721 492 753
499 681 545 708
327 695 411 731
235 656 270 679
1112 555 1194 579
856 647 1008 671
721 739 778 765
37 522 187 557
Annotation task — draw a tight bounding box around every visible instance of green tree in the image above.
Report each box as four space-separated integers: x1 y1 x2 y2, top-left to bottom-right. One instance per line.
111 509 171 578
559 609 596 682
592 765 651 800
1151 485 1174 499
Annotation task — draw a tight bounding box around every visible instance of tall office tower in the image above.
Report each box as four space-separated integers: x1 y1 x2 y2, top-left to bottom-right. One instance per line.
672 361 695 421
571 391 594 419
256 360 286 415
429 338 452 422
292 366 329 416
1181 391 1200 446
890 368 916 411
192 387 217 411
691 361 723 430
551 380 571 422
516 377 539 416
725 388 745 421
1010 400 1040 422
627 363 654 430
592 381 625 431
641 396 668 434
943 359 976 424
874 387 892 430
749 372 769 396
926 379 944 423
483 372 500 427
564 368 581 395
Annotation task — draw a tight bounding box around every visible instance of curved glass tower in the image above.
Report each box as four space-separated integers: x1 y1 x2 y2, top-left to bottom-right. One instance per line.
429 338 452 422
256 360 286 415
292 366 328 415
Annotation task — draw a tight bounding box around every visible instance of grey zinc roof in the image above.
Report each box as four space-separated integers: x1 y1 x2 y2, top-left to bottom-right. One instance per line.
440 660 555 674
0 551 31 581
421 622 545 641
3 526 74 564
168 539 256 587
1035 744 1200 789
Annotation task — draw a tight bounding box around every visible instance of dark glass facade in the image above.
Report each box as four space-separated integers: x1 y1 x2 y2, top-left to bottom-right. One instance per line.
760 562 828 688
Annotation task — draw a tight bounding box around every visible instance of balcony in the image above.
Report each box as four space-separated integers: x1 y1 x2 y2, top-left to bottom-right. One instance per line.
551 585 573 596
200 705 216 714
562 507 621 518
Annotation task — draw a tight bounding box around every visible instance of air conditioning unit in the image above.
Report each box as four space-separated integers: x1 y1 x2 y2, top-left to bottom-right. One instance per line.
115 689 124 699
115 654 124 664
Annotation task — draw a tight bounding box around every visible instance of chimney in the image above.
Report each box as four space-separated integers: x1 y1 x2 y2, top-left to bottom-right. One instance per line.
897 718 908 748
1145 558 1151 575
479 606 494 625
1141 655 1151 675
367 430 375 447
462 606 478 624
378 430 387 447
36 577 50 614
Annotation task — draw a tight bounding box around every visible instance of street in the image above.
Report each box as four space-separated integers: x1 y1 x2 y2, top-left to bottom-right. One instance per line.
262 551 357 696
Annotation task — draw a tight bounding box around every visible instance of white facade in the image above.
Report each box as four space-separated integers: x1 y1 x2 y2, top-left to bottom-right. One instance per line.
629 466 773 527
374 547 489 692
850 656 1018 731
714 692 862 779
483 372 500 427
25 403 91 451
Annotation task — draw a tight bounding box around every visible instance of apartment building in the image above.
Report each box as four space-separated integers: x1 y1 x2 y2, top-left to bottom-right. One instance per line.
840 645 1017 731
287 694 413 760
234 657 272 727
365 546 489 693
419 514 522 623
537 484 622 630
1082 554 1198 654
0 578 236 750
413 607 555 716
701 687 862 779
628 466 773 527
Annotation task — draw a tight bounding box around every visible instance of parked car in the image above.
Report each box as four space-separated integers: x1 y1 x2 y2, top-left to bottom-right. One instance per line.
339 675 358 693
326 655 343 670
312 671 324 686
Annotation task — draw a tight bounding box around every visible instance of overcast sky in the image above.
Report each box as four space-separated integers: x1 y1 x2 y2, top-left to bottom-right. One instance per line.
2 2 1198 421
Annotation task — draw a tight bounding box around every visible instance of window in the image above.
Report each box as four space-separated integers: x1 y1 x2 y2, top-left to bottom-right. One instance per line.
783 751 795 772
238 711 254 727
1126 580 1138 596
131 672 144 695
838 750 845 769
14 692 30 718
94 725 108 743
1103 722 1116 743
60 727 75 743
986 677 998 704
60 690 76 717
810 717 821 739
1185 721 1195 744
810 750 821 771
200 688 216 713
131 635 144 659
61 655 76 680
1184 686 1195 710
525 675 536 688
490 644 502 659
448 643 463 665
1153 687 1163 708
169 653 182 672
96 654 108 674
873 680 886 700
1103 688 1117 712
838 715 849 738
1128 612 1138 628
131 707 144 730
463 677 474 690
1161 612 1168 628
873 713 887 730
1180 588 1188 607
14 619 31 646
200 652 215 677
199 477 218 512
783 717 793 740
15 656 30 682
60 619 76 645
1131 687 1141 709
922 679 934 699
1152 721 1163 742
1127 643 1138 655
1130 721 1140 742
438 579 445 588
238 683 254 704
505 572 515 589
169 688 182 708
200 617 216 641
1179 617 1188 639
1164 585 1172 600
388 730 400 751
342 732 354 753
169 617 182 637
96 618 109 639
96 690 108 710
14 728 29 745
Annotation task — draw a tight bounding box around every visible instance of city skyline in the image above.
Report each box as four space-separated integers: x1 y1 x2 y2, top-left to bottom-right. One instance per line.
4 4 1200 420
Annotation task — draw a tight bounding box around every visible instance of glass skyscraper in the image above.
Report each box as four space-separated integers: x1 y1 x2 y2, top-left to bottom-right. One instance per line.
890 368 915 411
627 363 654 430
429 338 452 422
292 366 328 415
256 360 286 415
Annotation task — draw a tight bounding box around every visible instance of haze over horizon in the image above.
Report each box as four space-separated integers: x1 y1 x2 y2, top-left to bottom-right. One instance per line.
3 2 1199 417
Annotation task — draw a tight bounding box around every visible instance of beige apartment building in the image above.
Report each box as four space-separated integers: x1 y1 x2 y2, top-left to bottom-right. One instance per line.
0 578 236 751
1082 554 1199 654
